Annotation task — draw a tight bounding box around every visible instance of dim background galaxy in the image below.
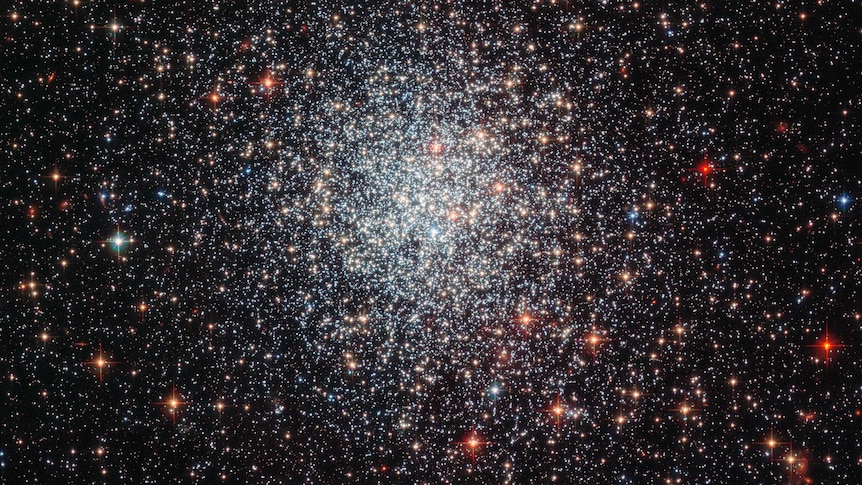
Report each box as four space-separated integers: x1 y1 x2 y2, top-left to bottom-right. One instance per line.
2 1 862 483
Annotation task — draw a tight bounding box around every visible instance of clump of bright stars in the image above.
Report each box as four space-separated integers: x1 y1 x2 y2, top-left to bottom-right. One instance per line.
2 1 862 483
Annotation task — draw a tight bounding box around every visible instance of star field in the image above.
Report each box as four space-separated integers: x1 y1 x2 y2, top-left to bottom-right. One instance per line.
2 1 862 483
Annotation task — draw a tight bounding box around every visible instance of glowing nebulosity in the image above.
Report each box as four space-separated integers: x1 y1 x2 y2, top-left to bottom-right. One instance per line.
2 1 862 484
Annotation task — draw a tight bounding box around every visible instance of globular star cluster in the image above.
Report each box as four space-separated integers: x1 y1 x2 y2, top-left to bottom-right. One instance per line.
2 1 862 483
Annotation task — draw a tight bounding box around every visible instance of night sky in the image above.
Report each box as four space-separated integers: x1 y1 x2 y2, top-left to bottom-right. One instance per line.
2 1 862 483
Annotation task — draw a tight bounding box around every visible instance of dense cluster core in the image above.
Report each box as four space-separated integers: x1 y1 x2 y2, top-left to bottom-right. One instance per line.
2 1 861 483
